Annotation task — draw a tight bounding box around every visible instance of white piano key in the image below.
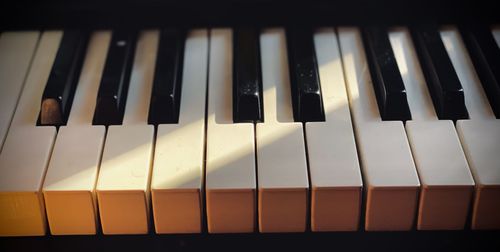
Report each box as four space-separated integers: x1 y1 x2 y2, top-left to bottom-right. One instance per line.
441 28 496 121
205 29 256 233
457 121 500 229
42 32 110 235
406 122 474 229
338 27 420 231
441 28 500 230
151 29 208 234
96 30 157 234
389 28 474 230
0 31 39 151
97 125 153 235
306 28 362 232
0 31 62 236
43 127 104 235
389 30 437 122
257 28 308 233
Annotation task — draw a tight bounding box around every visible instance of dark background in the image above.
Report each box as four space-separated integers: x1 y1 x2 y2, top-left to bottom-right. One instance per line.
1 0 499 30
1 230 500 252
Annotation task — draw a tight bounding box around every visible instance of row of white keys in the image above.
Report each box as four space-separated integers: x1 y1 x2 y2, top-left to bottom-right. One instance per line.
151 29 208 234
0 31 62 236
306 28 362 231
0 31 39 151
205 29 256 233
96 31 157 234
390 28 475 230
257 28 309 232
338 27 420 231
42 32 110 235
442 28 500 229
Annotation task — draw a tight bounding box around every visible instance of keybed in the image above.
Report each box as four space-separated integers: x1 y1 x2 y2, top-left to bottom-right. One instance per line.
0 25 499 236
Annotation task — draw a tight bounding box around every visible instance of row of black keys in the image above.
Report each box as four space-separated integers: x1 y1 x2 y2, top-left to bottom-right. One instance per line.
366 24 500 121
39 25 500 127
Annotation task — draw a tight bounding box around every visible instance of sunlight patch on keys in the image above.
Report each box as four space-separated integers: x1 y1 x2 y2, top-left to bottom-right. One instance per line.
205 29 256 233
338 27 420 231
151 29 208 234
43 128 105 235
390 27 474 230
441 28 500 230
306 28 362 231
257 29 308 233
96 31 157 234
0 32 62 236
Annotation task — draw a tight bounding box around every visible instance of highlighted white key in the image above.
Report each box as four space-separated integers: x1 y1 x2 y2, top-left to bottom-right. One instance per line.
257 28 309 233
441 28 500 230
96 31 157 234
307 28 362 231
205 29 256 233
390 27 474 230
42 32 110 235
151 29 208 234
0 31 39 150
338 27 420 231
0 31 62 236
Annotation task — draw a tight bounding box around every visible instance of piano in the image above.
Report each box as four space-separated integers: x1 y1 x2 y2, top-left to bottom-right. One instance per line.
1 0 499 251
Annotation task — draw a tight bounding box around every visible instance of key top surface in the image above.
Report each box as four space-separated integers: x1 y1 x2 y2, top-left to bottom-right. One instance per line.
0 31 39 150
148 29 185 124
286 27 325 122
362 26 411 121
40 31 89 126
233 27 264 123
93 31 137 126
0 31 62 236
410 25 469 120
459 25 500 118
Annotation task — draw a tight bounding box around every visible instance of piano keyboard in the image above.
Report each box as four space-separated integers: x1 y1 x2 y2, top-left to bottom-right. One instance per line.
0 26 499 237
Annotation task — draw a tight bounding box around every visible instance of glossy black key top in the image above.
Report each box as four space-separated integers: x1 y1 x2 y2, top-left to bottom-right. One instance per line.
148 29 186 124
410 25 469 120
93 31 137 126
460 25 500 118
362 26 412 121
233 27 264 122
40 31 89 126
286 27 325 122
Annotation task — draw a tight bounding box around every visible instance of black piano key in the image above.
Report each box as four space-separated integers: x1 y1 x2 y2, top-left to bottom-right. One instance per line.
286 27 325 122
410 25 469 120
459 25 500 118
39 31 89 126
233 27 264 123
93 31 137 126
361 26 412 121
148 29 186 124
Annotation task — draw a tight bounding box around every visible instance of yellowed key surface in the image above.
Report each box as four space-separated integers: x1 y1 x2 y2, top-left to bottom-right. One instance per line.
42 32 110 235
96 31 157 234
0 31 62 236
